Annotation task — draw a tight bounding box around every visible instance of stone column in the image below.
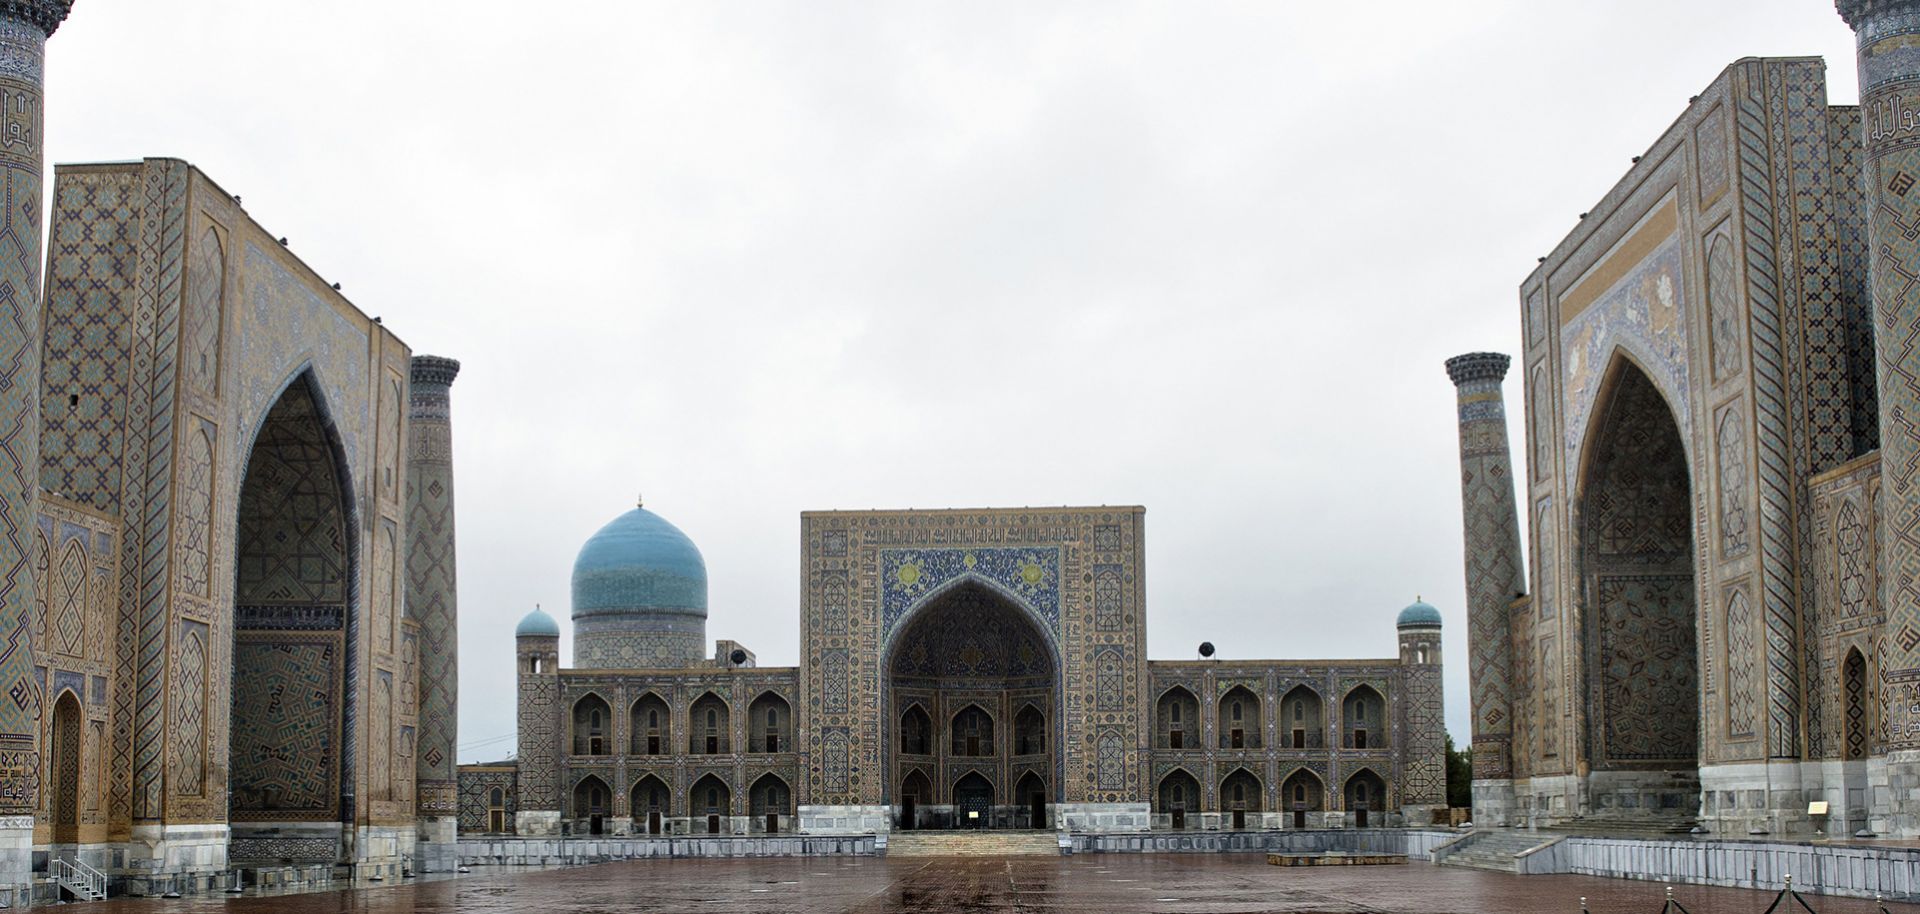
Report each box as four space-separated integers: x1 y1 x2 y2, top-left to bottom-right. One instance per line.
406 355 460 869
0 1 66 904
1445 352 1525 826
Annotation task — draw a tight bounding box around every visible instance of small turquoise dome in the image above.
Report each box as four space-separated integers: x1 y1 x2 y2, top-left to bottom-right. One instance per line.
516 606 560 637
1397 598 1442 628
572 507 708 622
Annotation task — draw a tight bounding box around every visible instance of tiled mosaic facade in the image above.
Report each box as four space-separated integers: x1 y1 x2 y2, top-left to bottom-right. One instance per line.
10 156 448 884
1476 53 1914 835
483 505 1445 836
405 356 460 852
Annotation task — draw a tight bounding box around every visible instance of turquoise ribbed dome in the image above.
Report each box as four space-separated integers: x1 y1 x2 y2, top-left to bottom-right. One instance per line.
516 606 560 637
571 507 708 622
1397 599 1442 628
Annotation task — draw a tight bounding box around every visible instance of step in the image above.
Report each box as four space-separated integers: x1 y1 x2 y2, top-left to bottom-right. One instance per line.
887 831 1060 857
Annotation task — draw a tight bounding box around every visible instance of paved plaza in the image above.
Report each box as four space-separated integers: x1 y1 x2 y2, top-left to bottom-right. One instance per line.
78 856 1920 914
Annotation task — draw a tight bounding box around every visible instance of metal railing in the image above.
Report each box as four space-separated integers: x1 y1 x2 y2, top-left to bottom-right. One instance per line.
51 856 105 901
1576 878 1896 914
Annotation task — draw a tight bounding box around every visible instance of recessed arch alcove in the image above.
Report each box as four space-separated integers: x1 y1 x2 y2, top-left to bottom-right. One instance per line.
1575 355 1701 817
228 371 357 865
884 580 1057 829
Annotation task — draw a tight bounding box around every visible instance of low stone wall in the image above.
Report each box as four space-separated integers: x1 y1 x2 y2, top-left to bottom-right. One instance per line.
1072 828 1456 856
459 834 879 866
1516 835 1920 902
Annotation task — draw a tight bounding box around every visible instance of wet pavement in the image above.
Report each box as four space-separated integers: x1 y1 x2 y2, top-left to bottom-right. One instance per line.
88 855 1920 913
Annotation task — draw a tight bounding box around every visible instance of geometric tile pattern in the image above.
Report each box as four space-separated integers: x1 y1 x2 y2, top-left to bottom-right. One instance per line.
0 13 48 813
1594 574 1699 763
1843 0 1920 754
801 509 1146 807
229 637 340 820
406 356 460 816
1445 354 1523 780
234 378 348 607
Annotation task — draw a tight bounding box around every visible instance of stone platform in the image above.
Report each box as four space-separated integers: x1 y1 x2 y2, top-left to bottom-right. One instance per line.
73 854 1920 913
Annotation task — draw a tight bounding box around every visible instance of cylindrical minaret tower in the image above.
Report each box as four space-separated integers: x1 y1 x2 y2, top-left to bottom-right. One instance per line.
1838 0 1920 837
1445 352 1525 826
1396 599 1448 824
0 2 69 901
406 355 460 870
514 607 562 836
1839 0 1920 836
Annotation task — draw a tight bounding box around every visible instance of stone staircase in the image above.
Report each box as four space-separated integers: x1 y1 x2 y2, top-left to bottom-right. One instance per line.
887 830 1061 857
1553 812 1699 837
1433 830 1558 873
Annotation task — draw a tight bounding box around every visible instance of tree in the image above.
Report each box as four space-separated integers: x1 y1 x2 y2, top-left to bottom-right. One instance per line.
1444 734 1473 810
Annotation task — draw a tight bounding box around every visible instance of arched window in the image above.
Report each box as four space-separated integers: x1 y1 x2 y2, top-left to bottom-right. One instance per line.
1343 686 1384 750
572 695 612 756
1157 687 1199 750
951 706 995 757
632 693 670 755
900 705 933 755
690 693 730 754
1015 705 1045 756
749 692 792 753
1219 687 1261 749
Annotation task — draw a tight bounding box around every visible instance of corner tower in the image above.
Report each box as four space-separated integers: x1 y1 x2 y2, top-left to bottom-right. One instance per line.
405 355 460 870
1838 0 1920 835
514 607 561 836
1397 599 1447 824
570 501 708 668
1445 352 1525 826
0 1 68 901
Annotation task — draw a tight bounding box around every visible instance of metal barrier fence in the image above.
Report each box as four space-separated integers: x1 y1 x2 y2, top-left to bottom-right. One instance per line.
1577 877 1896 913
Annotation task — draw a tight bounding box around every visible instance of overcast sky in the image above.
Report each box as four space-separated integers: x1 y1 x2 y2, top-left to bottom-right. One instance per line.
42 1 1862 764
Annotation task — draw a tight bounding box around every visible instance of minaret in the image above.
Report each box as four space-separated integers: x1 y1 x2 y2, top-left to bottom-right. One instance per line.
1396 599 1447 824
406 355 460 870
514 607 562 836
1445 352 1525 826
1839 0 1920 836
0 1 68 902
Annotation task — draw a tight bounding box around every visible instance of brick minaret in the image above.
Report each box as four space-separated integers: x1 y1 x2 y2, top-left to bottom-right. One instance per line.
0 1 68 902
514 608 562 835
1445 352 1525 826
406 355 460 869
1838 0 1920 835
1397 604 1448 824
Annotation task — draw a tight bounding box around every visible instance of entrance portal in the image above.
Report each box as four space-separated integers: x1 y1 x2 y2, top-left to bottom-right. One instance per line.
50 692 80 844
954 773 992 828
229 374 353 865
886 582 1057 830
1578 361 1700 816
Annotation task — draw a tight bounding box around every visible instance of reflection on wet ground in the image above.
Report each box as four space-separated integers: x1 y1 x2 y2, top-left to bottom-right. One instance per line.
86 855 1920 913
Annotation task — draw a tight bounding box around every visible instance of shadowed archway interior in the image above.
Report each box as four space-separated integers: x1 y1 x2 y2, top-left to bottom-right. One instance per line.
1577 361 1700 816
229 374 355 864
887 582 1056 828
